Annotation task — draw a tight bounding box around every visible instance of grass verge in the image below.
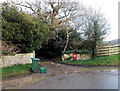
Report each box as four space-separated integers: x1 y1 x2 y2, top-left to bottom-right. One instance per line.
61 54 120 66
1 64 32 80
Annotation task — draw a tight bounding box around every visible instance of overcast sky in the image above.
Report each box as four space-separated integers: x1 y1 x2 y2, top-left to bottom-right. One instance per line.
80 0 119 41
0 0 119 41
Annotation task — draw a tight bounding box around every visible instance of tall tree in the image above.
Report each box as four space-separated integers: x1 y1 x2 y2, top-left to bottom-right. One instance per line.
16 0 85 52
2 3 50 52
81 8 110 58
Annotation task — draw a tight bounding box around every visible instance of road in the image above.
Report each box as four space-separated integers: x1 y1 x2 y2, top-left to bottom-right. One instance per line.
20 69 118 89
2 62 119 89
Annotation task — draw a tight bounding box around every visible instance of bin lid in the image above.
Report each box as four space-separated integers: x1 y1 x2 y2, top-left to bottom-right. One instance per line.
40 67 46 69
31 58 40 61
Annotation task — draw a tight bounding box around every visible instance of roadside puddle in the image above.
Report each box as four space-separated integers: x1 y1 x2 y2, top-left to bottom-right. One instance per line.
2 66 118 89
2 74 49 89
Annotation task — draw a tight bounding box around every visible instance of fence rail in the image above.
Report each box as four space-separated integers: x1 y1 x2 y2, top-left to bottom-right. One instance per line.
97 44 120 56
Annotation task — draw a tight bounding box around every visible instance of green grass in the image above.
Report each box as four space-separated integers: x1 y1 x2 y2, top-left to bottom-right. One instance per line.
1 64 32 80
62 54 120 66
1 54 119 80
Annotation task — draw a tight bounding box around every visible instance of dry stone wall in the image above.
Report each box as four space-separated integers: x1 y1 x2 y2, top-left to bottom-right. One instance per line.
0 52 35 68
62 53 91 61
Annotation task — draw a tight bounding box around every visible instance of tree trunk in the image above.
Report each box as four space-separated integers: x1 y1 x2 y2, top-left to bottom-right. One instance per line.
92 40 97 58
63 31 70 52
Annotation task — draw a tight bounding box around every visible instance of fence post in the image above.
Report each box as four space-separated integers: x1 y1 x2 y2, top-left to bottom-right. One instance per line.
109 46 110 56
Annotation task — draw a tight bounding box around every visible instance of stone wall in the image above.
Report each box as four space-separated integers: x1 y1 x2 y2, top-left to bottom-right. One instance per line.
0 51 35 68
62 53 91 61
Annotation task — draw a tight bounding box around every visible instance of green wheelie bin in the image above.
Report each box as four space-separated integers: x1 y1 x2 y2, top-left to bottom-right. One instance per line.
31 58 40 72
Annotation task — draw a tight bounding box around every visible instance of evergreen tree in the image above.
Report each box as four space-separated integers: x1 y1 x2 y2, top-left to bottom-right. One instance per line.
2 3 49 52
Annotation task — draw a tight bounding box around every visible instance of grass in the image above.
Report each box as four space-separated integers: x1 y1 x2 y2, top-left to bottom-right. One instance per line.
1 64 32 80
1 54 119 80
62 54 120 66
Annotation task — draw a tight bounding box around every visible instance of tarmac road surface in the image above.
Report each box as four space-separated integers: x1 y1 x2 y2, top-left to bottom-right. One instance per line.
20 69 118 89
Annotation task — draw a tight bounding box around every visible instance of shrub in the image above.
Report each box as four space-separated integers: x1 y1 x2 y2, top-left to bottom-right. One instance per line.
1 51 16 56
62 50 89 55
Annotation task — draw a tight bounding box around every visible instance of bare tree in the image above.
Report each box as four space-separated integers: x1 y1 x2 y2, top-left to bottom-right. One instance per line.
25 0 85 52
81 8 110 58
43 0 85 52
8 0 86 52
15 0 85 29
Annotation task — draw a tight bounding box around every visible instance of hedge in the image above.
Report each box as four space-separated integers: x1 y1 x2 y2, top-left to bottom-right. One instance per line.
62 50 89 54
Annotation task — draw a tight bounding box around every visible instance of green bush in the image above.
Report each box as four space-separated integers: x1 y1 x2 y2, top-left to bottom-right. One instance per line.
62 50 89 55
1 51 16 56
47 51 57 58
1 51 10 55
2 5 50 53
66 57 72 60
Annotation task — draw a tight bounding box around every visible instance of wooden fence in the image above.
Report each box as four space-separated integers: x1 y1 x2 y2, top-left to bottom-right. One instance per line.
97 44 120 56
